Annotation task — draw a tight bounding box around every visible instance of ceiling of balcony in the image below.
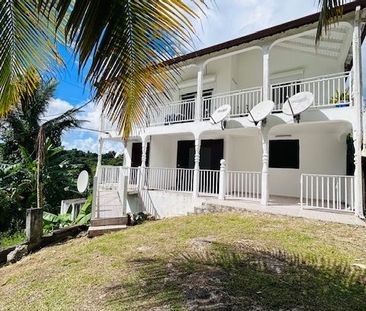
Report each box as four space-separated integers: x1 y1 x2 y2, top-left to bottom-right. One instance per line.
276 22 353 61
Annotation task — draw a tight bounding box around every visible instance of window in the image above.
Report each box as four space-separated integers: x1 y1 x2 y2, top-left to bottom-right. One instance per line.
269 140 299 169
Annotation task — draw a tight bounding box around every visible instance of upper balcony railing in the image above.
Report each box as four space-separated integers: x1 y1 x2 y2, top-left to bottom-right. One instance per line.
145 71 352 127
148 99 195 126
202 87 262 120
271 71 351 112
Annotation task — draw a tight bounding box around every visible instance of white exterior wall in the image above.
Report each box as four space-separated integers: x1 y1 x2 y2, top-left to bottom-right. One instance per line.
268 130 347 197
149 135 179 168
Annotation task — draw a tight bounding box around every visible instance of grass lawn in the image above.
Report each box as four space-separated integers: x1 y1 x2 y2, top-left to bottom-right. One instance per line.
0 231 26 249
0 212 366 310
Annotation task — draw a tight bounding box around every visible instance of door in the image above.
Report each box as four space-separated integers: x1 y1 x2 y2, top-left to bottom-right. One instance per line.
131 142 150 167
177 139 223 193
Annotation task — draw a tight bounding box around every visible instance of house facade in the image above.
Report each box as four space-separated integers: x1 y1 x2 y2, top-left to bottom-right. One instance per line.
93 2 366 222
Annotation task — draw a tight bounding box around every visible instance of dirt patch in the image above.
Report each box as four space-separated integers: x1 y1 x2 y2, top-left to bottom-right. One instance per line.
188 237 216 253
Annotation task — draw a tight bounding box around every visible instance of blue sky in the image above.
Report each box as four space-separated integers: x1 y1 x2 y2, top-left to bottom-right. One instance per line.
49 0 365 153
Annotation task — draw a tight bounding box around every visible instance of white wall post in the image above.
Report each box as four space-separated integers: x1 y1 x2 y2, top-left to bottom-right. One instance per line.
262 46 270 101
195 64 204 121
140 137 148 190
193 138 201 198
218 159 227 200
261 45 270 206
352 6 364 218
261 129 270 205
97 113 105 168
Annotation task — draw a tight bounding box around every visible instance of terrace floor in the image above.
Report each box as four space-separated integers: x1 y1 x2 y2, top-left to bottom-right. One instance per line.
203 195 366 226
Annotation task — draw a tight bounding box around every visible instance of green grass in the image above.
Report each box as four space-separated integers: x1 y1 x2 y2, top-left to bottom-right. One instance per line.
1 212 366 310
0 231 26 248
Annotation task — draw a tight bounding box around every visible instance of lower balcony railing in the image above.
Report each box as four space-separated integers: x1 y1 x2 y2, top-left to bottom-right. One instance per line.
226 171 261 200
300 173 355 212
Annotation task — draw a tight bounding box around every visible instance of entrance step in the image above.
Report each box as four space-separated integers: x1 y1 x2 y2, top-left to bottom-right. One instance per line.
91 216 128 227
88 224 127 238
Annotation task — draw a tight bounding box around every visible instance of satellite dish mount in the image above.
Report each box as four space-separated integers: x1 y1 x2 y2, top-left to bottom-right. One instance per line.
282 92 314 124
247 100 274 127
210 104 231 130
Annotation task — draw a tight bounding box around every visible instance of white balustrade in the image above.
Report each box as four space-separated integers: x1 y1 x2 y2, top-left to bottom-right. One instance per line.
198 169 220 195
148 100 195 126
271 71 351 111
301 174 355 212
226 171 261 200
99 166 139 191
144 167 194 192
202 87 262 120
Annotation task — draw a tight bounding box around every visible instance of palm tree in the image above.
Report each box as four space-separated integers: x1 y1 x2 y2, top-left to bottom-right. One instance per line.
0 0 208 137
1 77 83 159
0 77 84 208
316 0 349 43
0 0 351 137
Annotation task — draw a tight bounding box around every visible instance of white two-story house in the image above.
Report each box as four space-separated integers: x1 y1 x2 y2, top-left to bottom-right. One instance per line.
92 2 366 225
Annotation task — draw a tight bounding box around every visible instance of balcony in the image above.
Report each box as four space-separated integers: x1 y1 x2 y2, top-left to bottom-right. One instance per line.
145 71 352 127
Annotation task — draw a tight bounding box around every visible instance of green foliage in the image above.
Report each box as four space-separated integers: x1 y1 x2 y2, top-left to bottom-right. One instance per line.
0 231 26 249
330 89 350 104
74 196 92 225
43 195 93 232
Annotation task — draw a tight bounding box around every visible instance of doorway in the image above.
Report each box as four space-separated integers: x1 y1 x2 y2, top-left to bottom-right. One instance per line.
177 139 223 193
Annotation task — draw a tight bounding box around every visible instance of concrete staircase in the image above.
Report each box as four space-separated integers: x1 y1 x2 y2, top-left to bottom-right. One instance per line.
88 216 128 237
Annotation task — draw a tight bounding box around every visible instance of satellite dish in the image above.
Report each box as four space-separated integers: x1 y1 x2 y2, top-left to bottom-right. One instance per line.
210 104 231 130
282 92 314 123
77 170 89 193
248 100 274 126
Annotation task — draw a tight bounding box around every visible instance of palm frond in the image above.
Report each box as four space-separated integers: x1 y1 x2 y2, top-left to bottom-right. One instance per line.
0 0 63 114
316 0 348 43
38 0 208 137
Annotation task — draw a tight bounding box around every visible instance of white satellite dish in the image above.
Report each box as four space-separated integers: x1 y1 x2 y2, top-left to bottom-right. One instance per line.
282 92 314 123
77 170 89 193
210 104 231 130
248 100 274 126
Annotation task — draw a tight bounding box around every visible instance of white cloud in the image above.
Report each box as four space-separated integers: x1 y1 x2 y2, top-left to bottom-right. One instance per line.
191 0 316 49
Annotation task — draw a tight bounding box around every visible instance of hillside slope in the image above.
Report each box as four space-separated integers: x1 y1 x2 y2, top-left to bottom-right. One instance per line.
1 212 366 311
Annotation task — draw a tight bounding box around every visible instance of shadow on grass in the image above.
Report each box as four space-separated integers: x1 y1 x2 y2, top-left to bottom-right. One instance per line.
105 242 366 310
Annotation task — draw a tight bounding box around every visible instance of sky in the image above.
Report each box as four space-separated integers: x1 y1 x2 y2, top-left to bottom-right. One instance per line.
46 0 365 153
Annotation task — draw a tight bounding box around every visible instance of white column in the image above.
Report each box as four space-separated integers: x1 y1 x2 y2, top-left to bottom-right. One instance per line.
261 45 270 206
195 64 204 121
192 138 201 198
218 159 227 200
352 6 364 218
140 137 148 190
262 46 270 101
97 113 105 168
260 129 270 205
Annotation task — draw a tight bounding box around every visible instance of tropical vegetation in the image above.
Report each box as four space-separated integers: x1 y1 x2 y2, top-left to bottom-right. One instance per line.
0 79 122 234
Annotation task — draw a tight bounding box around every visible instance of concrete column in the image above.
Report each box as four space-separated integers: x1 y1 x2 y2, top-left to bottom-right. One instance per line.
218 159 227 200
26 208 43 249
97 113 105 168
262 46 270 101
140 137 148 190
260 129 270 205
352 6 364 218
195 64 204 121
193 138 201 198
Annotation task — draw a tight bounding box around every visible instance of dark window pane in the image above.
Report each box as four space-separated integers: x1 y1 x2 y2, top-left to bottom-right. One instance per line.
269 140 299 169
